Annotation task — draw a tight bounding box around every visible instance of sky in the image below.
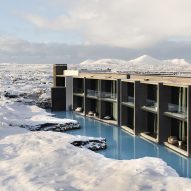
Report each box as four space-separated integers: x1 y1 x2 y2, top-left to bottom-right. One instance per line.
1 0 191 64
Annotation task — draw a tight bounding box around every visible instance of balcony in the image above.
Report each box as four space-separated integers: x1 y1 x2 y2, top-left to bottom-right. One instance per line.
73 95 84 116
164 103 187 121
141 99 158 113
121 105 134 134
122 96 134 108
164 139 188 156
73 88 84 96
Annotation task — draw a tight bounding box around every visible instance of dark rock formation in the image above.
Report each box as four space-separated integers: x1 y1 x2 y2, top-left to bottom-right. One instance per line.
71 138 107 151
4 92 19 98
36 98 51 109
4 91 52 109
18 122 80 132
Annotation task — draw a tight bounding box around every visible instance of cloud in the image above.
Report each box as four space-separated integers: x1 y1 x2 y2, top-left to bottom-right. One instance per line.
21 0 191 48
0 36 191 64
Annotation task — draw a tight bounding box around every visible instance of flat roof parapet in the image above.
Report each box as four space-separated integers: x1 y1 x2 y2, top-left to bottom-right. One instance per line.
129 74 191 85
62 68 191 85
77 71 128 79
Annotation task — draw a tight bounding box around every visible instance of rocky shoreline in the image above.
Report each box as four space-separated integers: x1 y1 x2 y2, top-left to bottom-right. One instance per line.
19 122 80 132
4 91 52 109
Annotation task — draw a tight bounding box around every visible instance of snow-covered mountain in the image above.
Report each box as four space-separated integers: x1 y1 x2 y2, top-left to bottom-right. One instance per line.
76 55 191 72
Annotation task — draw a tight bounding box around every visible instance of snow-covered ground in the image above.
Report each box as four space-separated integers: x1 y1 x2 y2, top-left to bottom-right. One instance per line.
1 63 191 191
0 100 80 131
0 63 52 97
1 130 191 191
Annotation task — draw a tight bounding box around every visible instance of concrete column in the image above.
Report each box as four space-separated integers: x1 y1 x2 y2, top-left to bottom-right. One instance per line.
84 78 87 116
134 81 139 134
134 82 147 134
187 86 191 155
117 79 121 126
65 76 73 111
120 81 123 127
158 83 171 143
99 80 105 119
98 79 102 118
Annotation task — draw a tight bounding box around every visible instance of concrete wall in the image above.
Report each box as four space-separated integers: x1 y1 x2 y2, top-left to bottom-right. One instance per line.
78 72 128 79
64 70 79 76
51 87 66 111
53 64 67 86
55 76 65 87
51 64 67 111
130 74 191 84
65 76 73 111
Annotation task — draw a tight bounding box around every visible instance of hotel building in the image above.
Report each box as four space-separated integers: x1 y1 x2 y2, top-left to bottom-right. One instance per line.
51 64 191 157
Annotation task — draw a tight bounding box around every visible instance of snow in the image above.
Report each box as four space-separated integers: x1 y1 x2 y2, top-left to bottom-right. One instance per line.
0 100 79 130
1 130 191 191
0 63 52 107
76 55 191 73
1 63 191 191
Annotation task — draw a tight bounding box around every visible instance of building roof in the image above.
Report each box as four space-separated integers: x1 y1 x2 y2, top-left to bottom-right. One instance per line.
61 70 191 86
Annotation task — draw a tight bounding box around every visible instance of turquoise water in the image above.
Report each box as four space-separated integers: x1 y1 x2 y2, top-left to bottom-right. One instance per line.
53 111 191 178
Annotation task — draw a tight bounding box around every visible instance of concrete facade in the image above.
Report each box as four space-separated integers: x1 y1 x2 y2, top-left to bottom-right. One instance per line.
51 87 66 111
65 76 73 111
51 64 67 111
51 66 191 156
53 64 67 86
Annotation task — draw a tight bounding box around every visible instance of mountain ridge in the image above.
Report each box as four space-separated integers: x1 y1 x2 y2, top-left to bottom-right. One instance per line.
77 55 191 72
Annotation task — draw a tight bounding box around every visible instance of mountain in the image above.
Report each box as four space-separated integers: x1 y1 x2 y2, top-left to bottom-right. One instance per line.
79 58 127 69
76 55 191 72
128 55 163 65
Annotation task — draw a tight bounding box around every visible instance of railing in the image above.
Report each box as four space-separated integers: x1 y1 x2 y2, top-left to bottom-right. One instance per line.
128 96 134 103
73 88 84 94
86 89 117 99
145 99 158 110
167 103 187 114
100 91 117 99
87 89 100 97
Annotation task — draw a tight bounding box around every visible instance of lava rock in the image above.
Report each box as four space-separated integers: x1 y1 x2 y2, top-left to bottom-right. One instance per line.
71 138 107 151
4 92 19 98
19 122 80 132
36 99 51 109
